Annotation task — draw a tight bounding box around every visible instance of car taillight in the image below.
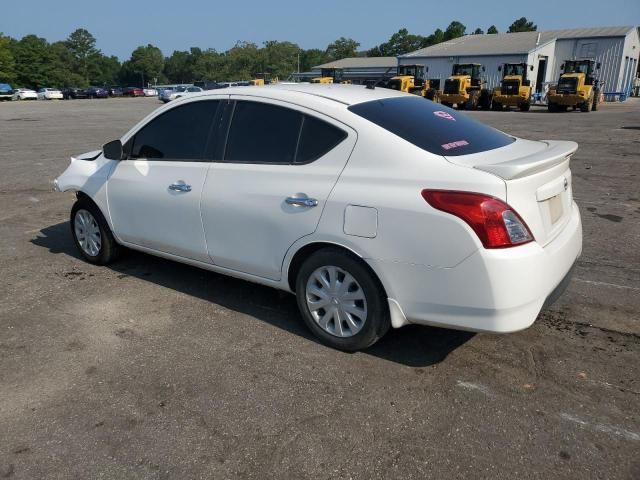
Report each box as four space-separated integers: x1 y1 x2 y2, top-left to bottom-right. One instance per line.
421 190 533 249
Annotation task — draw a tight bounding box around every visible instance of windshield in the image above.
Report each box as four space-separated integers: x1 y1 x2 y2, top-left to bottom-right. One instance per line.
504 64 525 76
348 96 515 157
564 61 590 74
452 65 477 76
398 65 424 78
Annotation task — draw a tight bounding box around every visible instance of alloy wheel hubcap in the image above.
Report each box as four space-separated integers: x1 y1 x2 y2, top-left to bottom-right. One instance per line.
305 266 367 338
74 209 101 257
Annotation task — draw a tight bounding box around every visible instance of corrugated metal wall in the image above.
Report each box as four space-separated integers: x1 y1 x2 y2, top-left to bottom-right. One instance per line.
401 31 640 99
547 37 625 93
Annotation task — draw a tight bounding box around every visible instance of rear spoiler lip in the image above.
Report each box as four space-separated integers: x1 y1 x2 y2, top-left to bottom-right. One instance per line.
472 140 578 180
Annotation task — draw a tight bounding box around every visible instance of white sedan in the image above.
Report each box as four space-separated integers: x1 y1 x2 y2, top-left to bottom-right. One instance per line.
143 88 158 97
37 88 64 100
168 85 203 101
53 84 582 351
12 88 38 100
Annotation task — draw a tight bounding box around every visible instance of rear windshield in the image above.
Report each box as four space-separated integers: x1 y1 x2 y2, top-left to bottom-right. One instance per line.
348 96 514 156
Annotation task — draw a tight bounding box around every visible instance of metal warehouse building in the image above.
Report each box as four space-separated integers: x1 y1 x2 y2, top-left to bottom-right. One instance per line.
399 26 640 100
296 57 397 83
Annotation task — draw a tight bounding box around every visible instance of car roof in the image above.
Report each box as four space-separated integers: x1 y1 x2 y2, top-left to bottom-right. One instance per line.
191 83 407 106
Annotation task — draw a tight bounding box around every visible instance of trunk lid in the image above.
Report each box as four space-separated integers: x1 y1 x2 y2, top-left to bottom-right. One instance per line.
445 138 577 246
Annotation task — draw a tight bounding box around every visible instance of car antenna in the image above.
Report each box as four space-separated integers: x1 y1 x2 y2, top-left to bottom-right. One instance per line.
367 67 393 90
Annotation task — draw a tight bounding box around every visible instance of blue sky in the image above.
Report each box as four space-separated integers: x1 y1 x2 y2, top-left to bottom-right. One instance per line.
5 0 639 59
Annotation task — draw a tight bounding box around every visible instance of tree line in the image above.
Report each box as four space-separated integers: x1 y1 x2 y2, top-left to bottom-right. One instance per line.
0 18 537 89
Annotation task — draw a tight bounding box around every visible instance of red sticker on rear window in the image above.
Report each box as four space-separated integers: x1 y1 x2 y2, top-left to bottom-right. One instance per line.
433 111 456 121
441 140 469 150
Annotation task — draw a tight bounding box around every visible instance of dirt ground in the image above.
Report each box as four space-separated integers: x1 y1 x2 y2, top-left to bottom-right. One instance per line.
1 96 639 479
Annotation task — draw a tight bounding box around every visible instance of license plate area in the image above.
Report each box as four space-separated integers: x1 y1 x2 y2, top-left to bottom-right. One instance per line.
548 194 563 224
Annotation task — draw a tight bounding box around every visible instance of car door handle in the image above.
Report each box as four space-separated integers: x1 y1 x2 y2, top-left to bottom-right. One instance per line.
286 196 318 207
169 183 192 192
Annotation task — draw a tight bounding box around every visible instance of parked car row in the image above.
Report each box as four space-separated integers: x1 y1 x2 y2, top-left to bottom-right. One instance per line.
0 83 160 102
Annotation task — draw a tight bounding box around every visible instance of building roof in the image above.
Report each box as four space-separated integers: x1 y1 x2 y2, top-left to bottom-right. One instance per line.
401 26 635 58
313 57 397 70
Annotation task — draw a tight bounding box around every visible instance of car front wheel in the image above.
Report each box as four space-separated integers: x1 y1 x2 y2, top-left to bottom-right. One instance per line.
295 248 390 351
70 197 120 265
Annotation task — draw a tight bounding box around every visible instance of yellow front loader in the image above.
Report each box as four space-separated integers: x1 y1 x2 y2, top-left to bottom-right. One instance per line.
310 68 351 84
547 59 601 112
249 72 278 86
492 62 533 111
385 64 439 101
440 63 492 110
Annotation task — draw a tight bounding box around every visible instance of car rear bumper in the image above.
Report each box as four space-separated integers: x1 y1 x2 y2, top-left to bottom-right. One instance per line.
370 201 582 333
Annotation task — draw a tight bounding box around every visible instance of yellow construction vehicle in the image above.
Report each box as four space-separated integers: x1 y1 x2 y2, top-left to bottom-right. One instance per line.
385 64 439 101
310 68 351 84
491 62 534 111
440 63 492 110
249 72 278 86
547 59 601 112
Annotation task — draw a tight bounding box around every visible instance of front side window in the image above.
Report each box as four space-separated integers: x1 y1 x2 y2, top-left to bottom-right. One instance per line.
130 100 220 161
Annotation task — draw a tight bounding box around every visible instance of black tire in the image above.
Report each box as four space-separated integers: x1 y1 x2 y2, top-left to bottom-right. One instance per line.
548 102 558 112
425 88 436 101
519 102 531 112
70 196 120 265
491 101 502 111
295 248 390 351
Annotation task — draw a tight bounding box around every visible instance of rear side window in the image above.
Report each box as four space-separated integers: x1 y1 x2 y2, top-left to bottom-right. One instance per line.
225 101 301 163
296 116 348 164
130 100 220 161
224 101 348 164
348 96 514 156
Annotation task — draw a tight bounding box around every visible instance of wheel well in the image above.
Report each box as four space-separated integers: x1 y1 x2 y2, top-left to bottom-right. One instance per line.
286 242 388 299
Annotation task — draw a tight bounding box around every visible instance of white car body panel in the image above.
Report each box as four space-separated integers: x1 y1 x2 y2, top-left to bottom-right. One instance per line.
54 84 583 335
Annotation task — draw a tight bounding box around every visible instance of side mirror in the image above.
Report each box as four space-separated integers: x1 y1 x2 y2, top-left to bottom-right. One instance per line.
103 139 123 160
561 63 565 71
530 65 534 71
597 62 601 69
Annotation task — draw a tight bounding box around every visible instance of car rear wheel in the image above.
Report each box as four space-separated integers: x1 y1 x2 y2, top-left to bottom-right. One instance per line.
71 197 120 265
295 248 390 351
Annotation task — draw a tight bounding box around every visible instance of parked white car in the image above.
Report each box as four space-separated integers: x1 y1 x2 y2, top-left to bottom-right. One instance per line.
37 88 63 100
168 85 203 101
53 84 582 351
12 88 38 100
143 88 158 97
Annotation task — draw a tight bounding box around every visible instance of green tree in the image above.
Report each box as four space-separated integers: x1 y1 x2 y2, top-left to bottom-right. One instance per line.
12 35 57 88
299 48 329 71
261 40 300 78
129 44 165 86
225 41 260 80
426 28 445 46
367 28 430 56
326 37 360 60
165 50 195 83
66 28 99 84
0 33 16 82
444 21 466 40
508 17 537 33
487 25 499 34
472 28 484 35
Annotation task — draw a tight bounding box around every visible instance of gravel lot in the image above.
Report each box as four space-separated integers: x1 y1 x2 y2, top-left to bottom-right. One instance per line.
1 96 639 480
